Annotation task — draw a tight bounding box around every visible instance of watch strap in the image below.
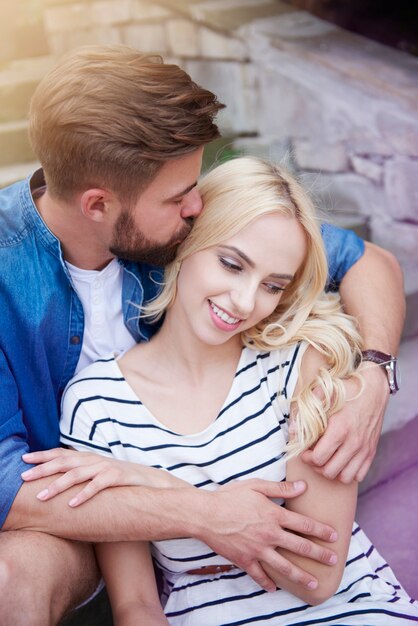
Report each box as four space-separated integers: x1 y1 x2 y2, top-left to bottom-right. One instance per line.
361 350 399 394
361 350 396 365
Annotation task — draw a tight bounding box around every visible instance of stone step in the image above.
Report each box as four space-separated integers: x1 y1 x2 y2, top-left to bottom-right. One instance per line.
0 56 53 123
0 120 35 167
381 335 418 432
0 161 39 189
404 289 418 340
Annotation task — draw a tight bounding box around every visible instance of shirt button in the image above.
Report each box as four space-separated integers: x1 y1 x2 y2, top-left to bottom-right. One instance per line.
70 335 81 345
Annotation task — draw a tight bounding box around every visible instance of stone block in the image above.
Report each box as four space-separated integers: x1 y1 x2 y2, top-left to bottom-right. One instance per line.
257 69 324 141
377 111 418 158
199 27 247 60
404 289 418 340
92 0 132 25
44 3 93 33
370 218 418 288
349 154 383 184
191 0 293 31
0 161 40 189
357 413 418 599
122 23 167 53
46 32 71 56
50 26 122 54
166 19 199 57
348 132 395 158
301 172 387 218
384 156 418 222
131 0 172 21
0 79 39 123
293 138 348 172
184 60 257 135
0 121 35 167
232 137 294 171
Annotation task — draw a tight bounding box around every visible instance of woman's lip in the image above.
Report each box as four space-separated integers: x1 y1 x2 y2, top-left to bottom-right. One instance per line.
208 300 242 331
208 300 241 321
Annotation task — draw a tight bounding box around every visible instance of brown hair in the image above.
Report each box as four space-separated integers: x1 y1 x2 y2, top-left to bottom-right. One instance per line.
29 44 224 202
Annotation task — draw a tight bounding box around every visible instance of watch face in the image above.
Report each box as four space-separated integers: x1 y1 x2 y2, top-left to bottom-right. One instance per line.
387 358 400 394
393 358 401 390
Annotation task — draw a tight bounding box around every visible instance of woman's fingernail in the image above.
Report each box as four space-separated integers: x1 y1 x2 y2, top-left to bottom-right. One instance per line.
330 532 338 542
36 489 49 500
307 580 318 590
293 481 305 491
21 469 33 478
68 497 79 507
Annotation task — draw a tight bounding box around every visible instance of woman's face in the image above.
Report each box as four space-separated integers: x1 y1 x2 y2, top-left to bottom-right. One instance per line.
173 212 307 347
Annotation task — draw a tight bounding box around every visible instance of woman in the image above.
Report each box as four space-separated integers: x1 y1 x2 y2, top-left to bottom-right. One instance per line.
60 158 418 625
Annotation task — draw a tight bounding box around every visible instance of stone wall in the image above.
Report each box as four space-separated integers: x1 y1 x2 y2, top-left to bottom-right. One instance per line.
2 0 417 336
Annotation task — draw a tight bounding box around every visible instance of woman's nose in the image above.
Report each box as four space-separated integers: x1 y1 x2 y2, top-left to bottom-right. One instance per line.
230 287 256 318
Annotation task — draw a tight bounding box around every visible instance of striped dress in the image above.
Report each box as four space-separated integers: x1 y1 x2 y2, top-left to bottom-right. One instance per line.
60 344 418 625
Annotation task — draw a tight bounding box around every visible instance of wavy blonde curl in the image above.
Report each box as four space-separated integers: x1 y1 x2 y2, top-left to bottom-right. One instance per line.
143 157 363 456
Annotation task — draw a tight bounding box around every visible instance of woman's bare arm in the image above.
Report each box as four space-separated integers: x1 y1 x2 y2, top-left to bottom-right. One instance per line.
96 541 169 626
263 345 357 604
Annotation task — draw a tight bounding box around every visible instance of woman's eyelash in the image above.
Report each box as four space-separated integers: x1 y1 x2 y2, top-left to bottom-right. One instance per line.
265 284 285 294
219 257 242 272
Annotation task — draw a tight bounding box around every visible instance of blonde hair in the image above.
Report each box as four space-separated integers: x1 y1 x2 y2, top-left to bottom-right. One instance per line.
144 157 362 455
29 44 223 203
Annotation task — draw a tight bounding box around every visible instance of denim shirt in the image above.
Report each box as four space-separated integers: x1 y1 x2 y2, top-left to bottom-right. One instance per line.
0 171 364 527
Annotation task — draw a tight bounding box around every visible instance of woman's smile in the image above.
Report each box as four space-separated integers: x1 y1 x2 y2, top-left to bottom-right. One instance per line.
208 299 242 331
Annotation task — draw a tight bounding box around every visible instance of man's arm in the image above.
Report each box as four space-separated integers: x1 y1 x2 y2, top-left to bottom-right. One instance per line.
340 242 404 354
303 240 405 482
3 474 338 592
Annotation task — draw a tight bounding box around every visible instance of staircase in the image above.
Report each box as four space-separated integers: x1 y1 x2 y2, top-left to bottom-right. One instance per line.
0 56 54 187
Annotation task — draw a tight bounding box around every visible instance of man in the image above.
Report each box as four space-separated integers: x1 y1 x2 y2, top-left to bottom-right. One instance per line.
0 45 404 624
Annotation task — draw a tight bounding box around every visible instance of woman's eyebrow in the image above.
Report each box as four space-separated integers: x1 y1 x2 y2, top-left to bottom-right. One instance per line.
218 245 294 280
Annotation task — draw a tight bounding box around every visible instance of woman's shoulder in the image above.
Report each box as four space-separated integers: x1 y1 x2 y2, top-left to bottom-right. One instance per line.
63 353 121 398
243 342 307 373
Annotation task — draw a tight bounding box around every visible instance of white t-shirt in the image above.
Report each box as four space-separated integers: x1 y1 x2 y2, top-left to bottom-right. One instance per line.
66 258 137 373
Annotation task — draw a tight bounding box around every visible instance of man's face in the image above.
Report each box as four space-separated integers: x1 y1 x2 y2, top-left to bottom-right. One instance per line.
109 148 204 265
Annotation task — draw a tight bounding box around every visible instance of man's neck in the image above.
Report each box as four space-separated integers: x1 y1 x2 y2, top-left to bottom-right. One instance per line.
34 189 114 270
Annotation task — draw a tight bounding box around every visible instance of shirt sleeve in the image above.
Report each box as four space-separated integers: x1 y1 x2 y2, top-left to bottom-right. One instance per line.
274 342 309 430
321 223 365 291
0 348 32 528
60 385 113 457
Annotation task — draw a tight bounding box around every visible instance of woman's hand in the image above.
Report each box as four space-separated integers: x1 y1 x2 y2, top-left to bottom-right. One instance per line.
21 448 188 506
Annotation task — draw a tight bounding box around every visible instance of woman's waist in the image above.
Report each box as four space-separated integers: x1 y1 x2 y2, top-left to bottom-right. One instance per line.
152 537 234 575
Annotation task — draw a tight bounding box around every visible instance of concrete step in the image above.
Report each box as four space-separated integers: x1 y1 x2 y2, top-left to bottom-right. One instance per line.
0 120 35 167
404 289 418 340
0 161 39 189
381 335 418 433
0 56 53 123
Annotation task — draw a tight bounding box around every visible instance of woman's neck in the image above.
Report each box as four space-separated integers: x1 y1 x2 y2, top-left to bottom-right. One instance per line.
148 308 243 384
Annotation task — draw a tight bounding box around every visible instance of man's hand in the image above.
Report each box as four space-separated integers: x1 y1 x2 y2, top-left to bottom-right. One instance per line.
301 364 389 483
199 479 338 593
21 448 187 506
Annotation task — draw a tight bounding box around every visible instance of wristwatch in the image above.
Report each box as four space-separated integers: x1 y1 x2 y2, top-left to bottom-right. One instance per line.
361 350 400 395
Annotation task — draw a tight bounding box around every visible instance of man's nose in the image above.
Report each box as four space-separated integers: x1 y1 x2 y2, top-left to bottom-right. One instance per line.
180 188 203 219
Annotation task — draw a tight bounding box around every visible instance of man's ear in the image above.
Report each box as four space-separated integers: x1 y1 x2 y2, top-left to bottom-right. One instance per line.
79 188 119 223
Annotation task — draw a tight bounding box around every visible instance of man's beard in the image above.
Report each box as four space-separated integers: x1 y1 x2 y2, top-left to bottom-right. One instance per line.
109 209 193 266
